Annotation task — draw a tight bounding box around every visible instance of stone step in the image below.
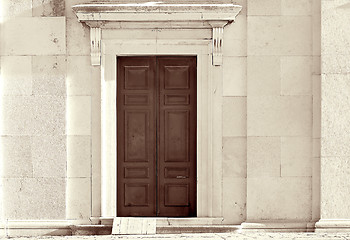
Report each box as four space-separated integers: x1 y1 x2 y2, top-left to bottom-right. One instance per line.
100 217 114 226
72 224 240 235
70 225 112 235
112 217 156 235
155 217 224 227
71 218 236 235
157 225 241 234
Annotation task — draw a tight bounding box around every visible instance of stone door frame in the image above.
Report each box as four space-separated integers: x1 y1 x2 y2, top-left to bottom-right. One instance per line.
100 38 224 218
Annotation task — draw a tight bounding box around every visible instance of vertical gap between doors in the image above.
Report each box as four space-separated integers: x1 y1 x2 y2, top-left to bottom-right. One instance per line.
155 56 159 216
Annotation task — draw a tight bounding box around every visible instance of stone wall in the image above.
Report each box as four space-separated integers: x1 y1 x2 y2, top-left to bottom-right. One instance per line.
0 0 322 226
320 0 350 220
222 0 247 224
231 0 319 223
0 1 67 220
222 0 321 224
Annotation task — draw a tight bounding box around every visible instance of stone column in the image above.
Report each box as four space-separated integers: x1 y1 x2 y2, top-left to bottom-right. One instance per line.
316 0 350 232
243 0 315 231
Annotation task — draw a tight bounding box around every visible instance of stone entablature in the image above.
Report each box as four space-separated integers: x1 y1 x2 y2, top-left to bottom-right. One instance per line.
72 1 242 65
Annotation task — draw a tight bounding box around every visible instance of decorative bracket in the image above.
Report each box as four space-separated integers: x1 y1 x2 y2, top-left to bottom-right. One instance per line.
90 27 101 66
209 21 229 66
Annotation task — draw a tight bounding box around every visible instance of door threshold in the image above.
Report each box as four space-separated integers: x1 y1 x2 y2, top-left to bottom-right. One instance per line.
93 217 224 225
112 217 229 235
155 217 224 226
77 217 233 235
157 225 241 234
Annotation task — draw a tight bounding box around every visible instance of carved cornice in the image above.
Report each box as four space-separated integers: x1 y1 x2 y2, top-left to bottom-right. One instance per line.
72 1 242 24
72 1 242 66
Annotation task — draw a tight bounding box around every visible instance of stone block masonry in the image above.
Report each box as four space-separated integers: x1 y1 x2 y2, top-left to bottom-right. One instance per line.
0 0 337 235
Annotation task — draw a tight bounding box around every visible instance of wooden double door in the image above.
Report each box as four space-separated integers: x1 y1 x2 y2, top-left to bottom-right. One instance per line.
117 56 197 217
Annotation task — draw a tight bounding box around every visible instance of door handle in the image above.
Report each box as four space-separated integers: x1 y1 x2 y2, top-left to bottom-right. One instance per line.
176 176 187 179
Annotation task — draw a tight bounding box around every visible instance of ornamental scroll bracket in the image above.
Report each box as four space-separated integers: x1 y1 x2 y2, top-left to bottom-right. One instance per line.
90 27 101 66
208 21 229 66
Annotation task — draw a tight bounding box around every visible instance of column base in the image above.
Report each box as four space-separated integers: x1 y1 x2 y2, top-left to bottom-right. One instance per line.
315 219 350 232
240 221 316 232
0 220 71 237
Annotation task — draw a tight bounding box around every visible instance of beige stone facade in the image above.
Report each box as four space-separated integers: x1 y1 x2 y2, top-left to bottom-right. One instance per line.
0 0 345 236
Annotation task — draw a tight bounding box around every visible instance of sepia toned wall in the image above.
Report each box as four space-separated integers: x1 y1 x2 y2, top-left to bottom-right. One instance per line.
244 0 321 223
0 1 67 221
222 0 321 224
0 0 98 223
320 0 350 221
0 0 322 231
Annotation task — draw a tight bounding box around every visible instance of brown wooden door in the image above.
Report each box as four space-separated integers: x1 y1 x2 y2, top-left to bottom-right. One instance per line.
117 56 196 217
117 57 157 217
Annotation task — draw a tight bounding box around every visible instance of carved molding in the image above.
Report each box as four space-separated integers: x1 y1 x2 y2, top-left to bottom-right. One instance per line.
72 1 242 66
212 26 223 66
72 2 242 22
90 27 101 66
208 21 228 66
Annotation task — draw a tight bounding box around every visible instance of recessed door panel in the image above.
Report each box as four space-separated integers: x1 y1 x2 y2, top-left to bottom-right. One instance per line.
124 183 149 207
117 56 196 217
164 94 190 105
165 110 189 162
124 66 150 90
124 167 149 179
164 66 190 89
124 111 149 162
164 184 190 207
124 94 149 105
164 167 189 179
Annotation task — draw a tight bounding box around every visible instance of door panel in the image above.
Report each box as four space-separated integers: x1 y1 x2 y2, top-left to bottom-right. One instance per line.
124 111 150 162
164 66 190 89
164 184 190 206
117 57 157 217
124 94 149 105
124 66 151 90
164 94 190 105
158 57 197 217
124 183 150 207
164 110 190 162
117 56 196 217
